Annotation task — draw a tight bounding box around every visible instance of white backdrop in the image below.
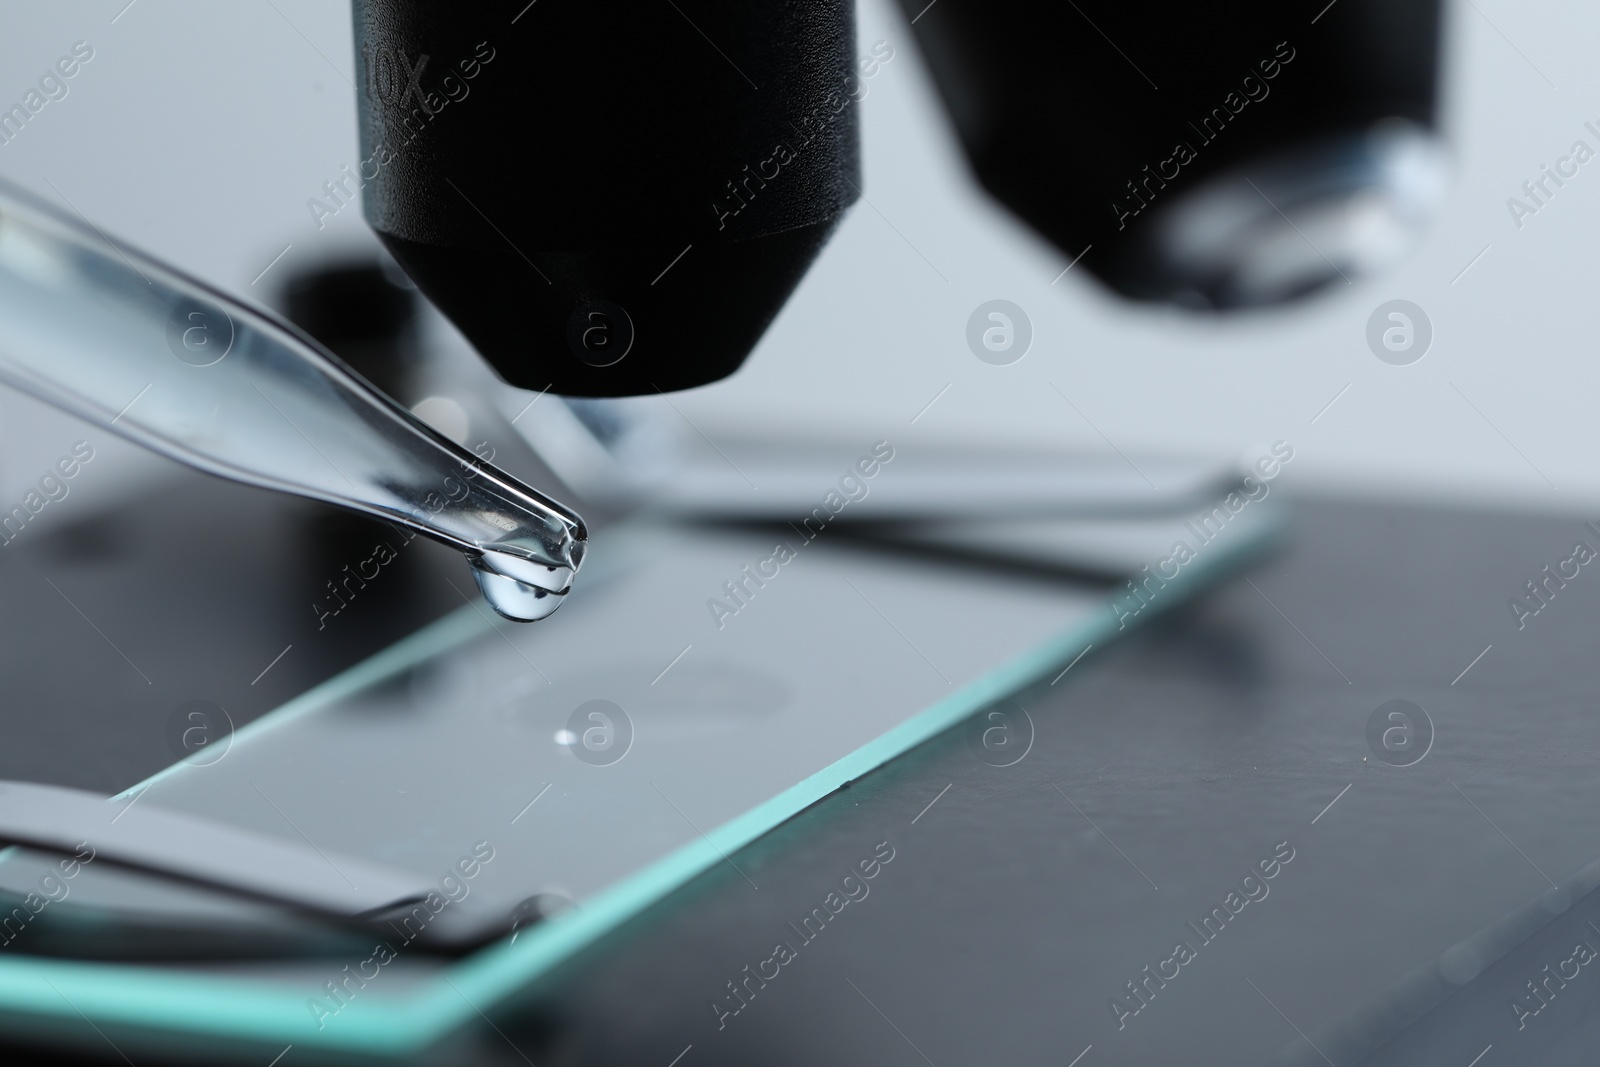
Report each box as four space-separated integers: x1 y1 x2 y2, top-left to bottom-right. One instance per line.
0 0 1594 515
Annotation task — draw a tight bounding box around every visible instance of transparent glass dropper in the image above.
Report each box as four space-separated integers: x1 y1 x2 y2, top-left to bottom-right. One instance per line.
0 177 584 621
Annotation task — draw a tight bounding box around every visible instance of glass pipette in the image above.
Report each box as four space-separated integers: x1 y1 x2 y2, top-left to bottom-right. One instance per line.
0 178 584 621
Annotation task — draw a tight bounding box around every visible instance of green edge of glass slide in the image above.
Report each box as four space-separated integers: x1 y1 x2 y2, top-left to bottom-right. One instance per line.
0 505 1285 1057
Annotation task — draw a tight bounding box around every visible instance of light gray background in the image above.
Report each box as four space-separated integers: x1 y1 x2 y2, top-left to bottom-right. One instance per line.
0 0 1591 516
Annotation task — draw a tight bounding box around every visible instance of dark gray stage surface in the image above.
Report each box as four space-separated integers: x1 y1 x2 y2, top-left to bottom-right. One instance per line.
5 483 1599 1065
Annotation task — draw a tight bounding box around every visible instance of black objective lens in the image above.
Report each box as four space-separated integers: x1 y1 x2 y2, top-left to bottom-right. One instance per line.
351 1 861 396
898 0 1446 309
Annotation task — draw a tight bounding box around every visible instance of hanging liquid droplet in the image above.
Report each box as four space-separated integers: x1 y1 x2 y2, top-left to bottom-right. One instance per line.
470 550 573 622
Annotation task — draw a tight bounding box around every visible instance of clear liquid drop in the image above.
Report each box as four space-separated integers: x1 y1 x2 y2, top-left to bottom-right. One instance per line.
471 557 569 622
